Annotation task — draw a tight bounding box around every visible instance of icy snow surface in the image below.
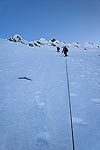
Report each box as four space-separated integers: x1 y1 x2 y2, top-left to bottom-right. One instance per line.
0 39 100 150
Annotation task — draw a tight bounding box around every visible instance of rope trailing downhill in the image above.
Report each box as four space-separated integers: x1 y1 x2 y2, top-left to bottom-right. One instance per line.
65 59 75 150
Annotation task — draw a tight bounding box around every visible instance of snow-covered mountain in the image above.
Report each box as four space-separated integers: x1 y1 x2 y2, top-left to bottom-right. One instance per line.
7 34 100 50
7 34 28 45
0 36 100 150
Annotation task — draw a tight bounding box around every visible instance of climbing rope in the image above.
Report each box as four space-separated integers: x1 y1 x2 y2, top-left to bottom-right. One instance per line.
65 58 75 150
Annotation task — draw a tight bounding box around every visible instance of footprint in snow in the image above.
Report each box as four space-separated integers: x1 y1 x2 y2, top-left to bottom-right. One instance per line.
35 91 43 94
0 69 3 72
72 117 87 125
38 102 45 108
80 74 85 77
94 73 98 76
35 91 44 99
70 82 77 85
92 98 100 104
70 93 77 97
36 137 49 150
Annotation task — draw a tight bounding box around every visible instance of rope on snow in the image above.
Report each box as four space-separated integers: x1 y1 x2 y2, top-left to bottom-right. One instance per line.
65 58 75 150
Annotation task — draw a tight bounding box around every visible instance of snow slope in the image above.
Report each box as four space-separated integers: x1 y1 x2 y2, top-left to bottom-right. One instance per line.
0 39 72 150
0 38 100 150
67 48 100 150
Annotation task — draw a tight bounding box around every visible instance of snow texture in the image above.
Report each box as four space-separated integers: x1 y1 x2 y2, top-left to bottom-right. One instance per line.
0 37 100 150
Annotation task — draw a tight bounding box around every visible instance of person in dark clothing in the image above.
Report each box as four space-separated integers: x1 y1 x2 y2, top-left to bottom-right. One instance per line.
62 46 68 57
57 47 60 52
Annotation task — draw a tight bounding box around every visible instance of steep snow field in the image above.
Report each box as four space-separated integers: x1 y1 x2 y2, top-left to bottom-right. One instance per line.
68 49 100 150
0 39 72 150
0 38 100 150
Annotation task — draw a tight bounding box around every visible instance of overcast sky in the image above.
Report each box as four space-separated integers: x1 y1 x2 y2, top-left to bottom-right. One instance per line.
0 0 100 43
